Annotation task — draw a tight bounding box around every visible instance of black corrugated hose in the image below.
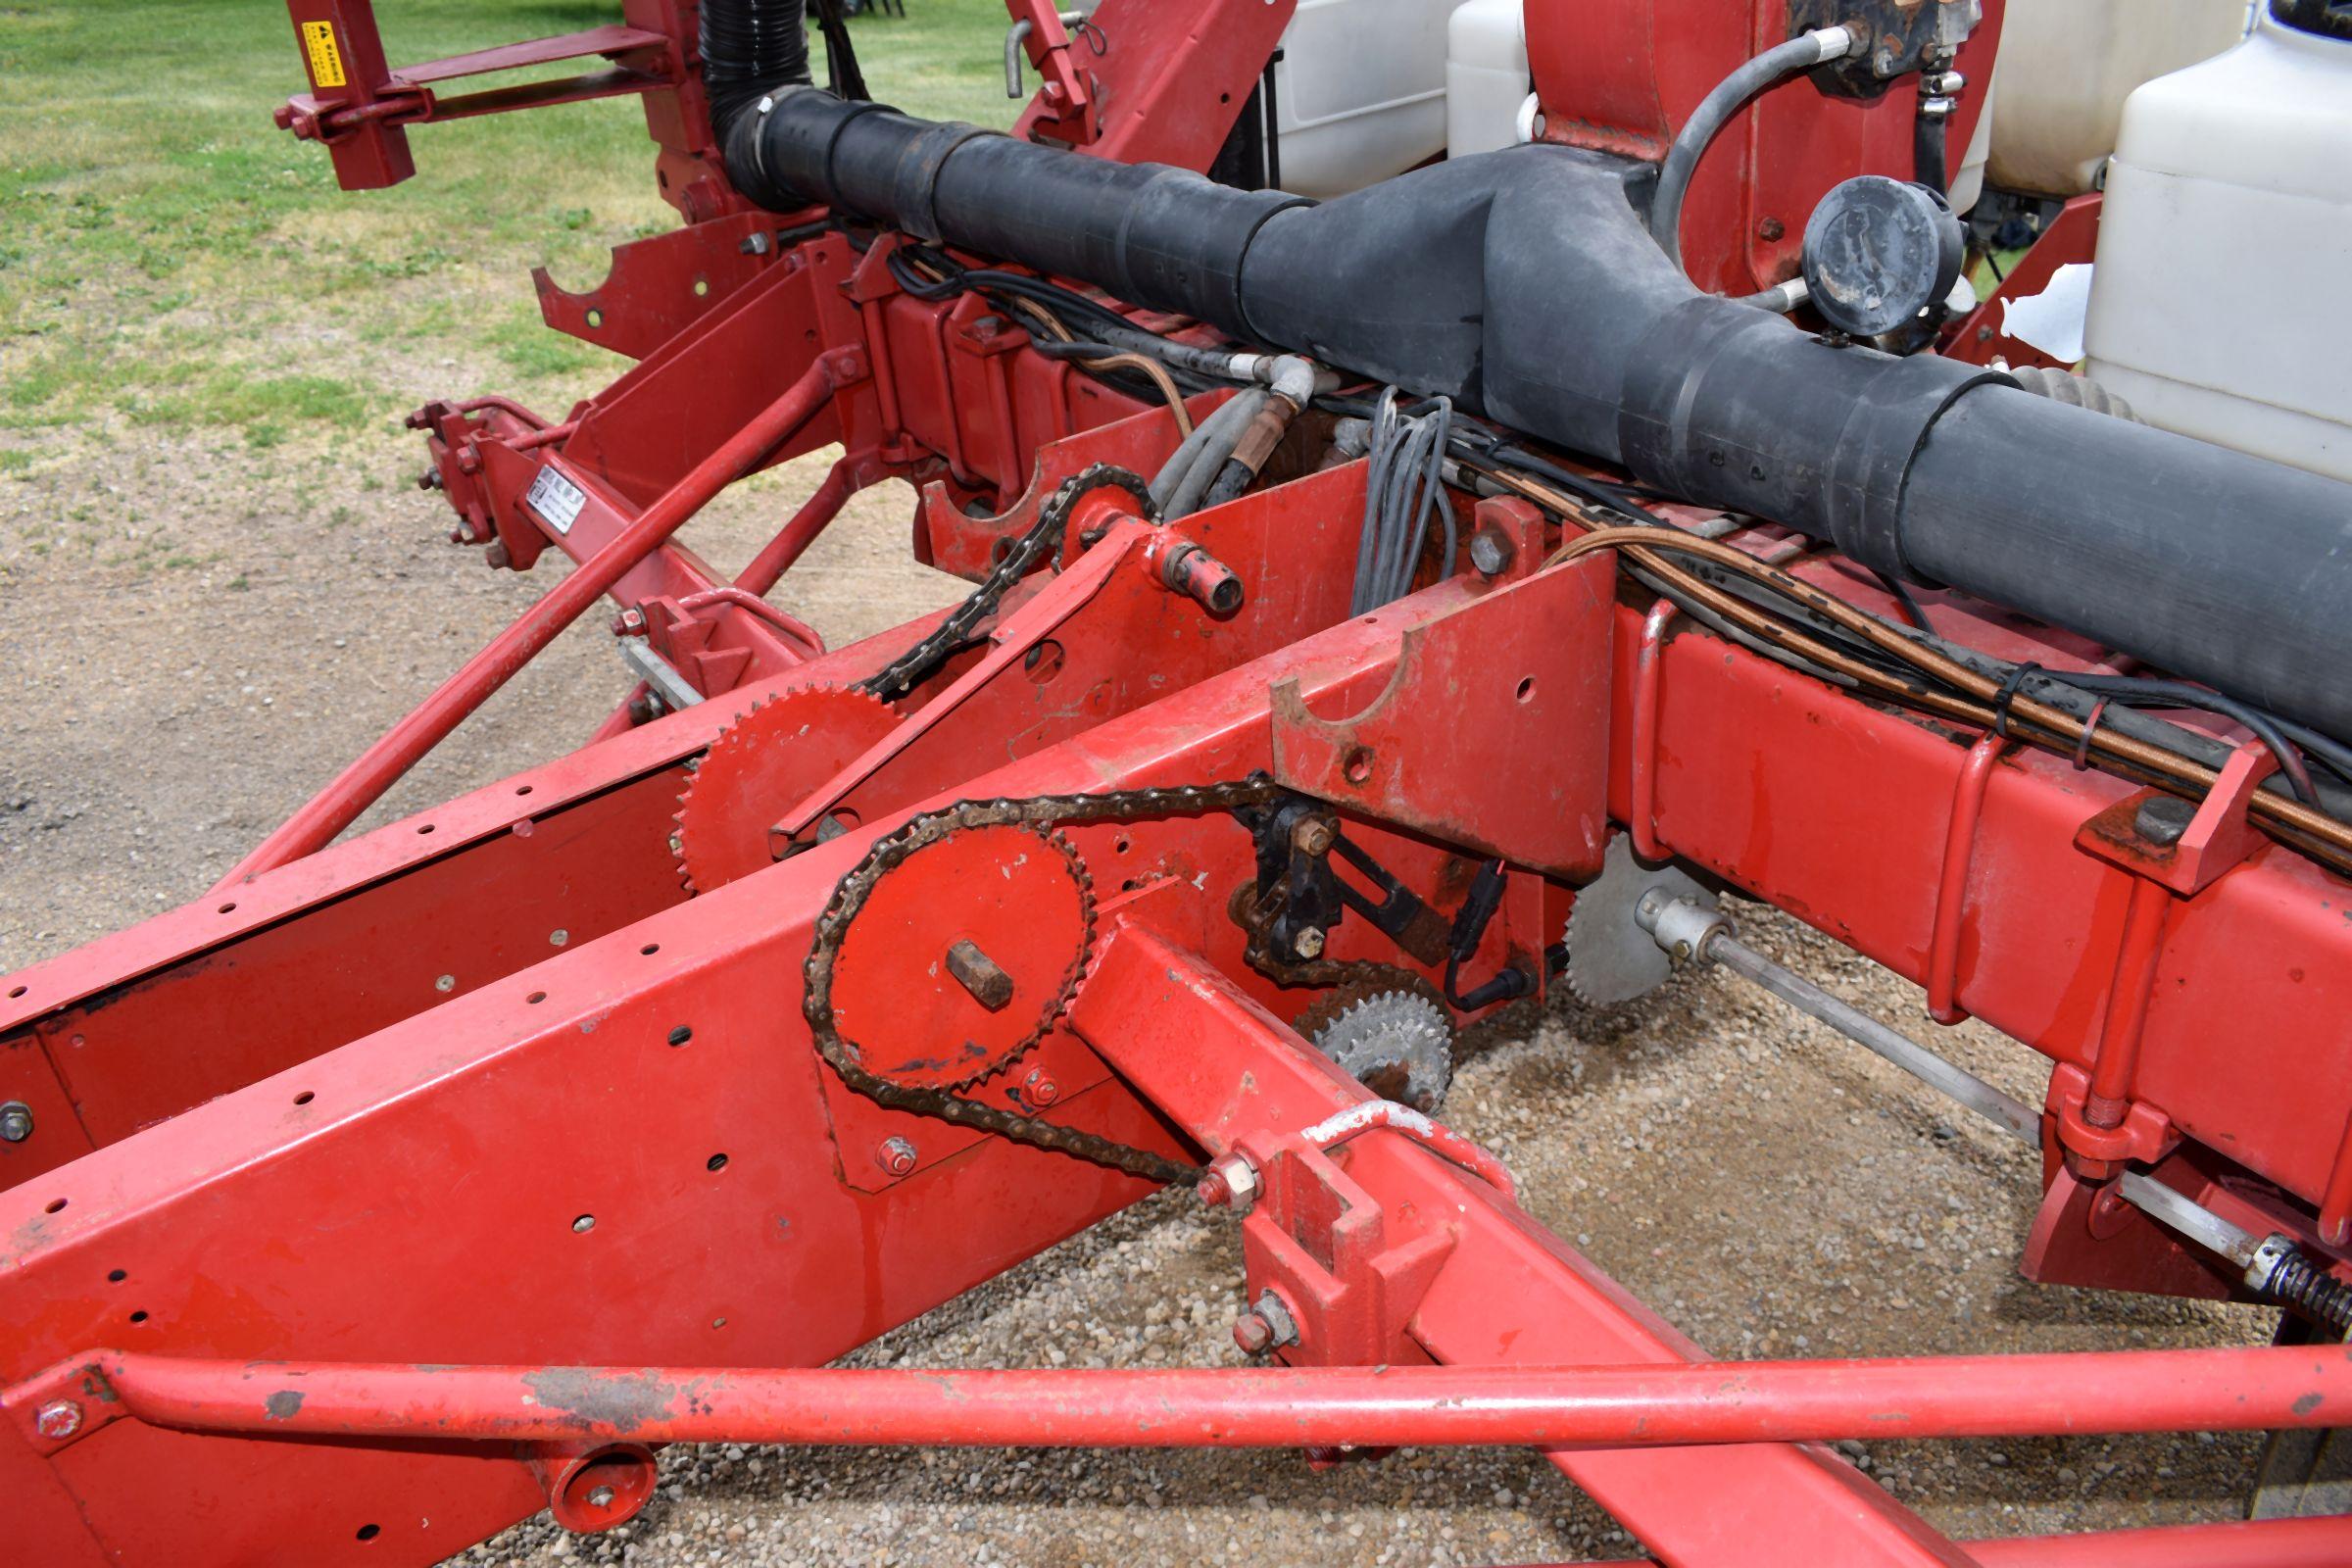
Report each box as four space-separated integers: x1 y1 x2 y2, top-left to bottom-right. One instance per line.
701 0 811 135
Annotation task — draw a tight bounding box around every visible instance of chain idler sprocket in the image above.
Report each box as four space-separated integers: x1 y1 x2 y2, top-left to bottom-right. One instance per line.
671 685 900 894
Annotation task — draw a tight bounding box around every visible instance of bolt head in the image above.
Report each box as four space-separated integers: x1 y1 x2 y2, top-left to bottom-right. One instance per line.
34 1399 80 1440
1290 817 1336 858
1293 926 1326 959
0 1101 32 1144
877 1136 918 1177
2134 794 2196 848
1467 527 1516 577
1232 1310 1274 1355
1022 1069 1060 1107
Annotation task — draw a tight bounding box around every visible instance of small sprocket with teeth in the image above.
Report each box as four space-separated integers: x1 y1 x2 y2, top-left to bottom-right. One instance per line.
1298 980 1455 1111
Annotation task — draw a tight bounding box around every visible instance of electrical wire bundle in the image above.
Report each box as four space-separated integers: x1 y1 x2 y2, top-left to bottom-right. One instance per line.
886 243 1200 436
1351 388 1455 614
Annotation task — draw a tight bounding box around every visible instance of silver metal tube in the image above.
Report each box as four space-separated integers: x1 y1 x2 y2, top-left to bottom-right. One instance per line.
1660 905 2265 1271
1700 927 2042 1145
1004 20 1034 98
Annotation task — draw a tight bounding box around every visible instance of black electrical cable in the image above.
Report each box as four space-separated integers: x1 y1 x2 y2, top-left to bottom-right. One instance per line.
808 0 868 101
1873 567 1933 632
2029 671 2324 805
1353 387 1455 612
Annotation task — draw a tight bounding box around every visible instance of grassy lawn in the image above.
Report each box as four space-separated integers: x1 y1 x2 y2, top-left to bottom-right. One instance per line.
0 0 1013 452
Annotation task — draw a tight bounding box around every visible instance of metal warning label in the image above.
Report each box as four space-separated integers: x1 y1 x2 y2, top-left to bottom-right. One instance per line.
300 21 347 90
525 466 588 536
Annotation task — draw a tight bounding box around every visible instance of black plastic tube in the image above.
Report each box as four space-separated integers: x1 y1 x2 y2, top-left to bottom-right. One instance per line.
701 0 812 148
1649 29 1852 271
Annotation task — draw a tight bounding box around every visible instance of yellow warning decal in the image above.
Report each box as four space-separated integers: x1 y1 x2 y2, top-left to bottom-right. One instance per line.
300 20 347 90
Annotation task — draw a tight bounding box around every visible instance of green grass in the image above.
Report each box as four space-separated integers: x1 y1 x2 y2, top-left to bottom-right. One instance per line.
0 0 1012 443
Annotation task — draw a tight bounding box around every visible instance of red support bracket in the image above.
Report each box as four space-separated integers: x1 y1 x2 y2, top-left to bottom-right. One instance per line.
275 3 679 190
2047 1060 2179 1171
1005 0 1102 146
1268 554 1616 880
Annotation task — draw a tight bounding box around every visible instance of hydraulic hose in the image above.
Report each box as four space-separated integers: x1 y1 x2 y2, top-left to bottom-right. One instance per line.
1648 27 1858 271
1162 389 1267 518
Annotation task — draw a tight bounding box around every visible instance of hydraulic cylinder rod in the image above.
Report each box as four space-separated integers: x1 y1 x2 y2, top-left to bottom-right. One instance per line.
214 348 858 891
47 1344 2352 1450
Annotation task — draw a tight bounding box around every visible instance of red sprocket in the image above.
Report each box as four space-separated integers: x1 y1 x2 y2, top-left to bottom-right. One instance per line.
826 821 1095 1091
671 685 900 894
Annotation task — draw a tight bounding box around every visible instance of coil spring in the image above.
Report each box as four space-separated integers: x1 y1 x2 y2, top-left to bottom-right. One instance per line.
2259 1247 2352 1338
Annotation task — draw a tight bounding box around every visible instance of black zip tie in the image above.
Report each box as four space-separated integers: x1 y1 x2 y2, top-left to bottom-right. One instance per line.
1991 661 2042 739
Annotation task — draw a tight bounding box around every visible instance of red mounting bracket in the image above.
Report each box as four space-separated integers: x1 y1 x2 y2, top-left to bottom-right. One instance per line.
2076 741 2280 898
276 3 680 190
1268 554 1614 881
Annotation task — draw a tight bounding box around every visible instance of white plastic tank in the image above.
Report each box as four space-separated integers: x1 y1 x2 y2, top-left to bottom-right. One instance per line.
2082 2 2352 483
1271 0 1474 196
1446 0 1529 162
1985 0 2252 196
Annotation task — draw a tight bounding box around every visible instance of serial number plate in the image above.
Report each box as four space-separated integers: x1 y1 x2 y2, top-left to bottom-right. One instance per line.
524 466 588 535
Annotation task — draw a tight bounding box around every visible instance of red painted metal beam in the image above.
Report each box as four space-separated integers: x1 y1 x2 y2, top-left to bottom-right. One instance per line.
1076 926 1976 1568
212 348 859 891
24 1344 2352 1451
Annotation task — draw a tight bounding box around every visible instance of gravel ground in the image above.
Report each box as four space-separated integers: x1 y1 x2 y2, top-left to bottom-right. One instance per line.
0 411 2278 1566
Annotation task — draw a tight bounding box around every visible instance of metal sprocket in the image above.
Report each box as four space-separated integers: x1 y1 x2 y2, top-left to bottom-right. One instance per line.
826 821 1094 1092
1560 834 1718 1004
671 685 899 894
1298 977 1455 1111
803 777 1284 1184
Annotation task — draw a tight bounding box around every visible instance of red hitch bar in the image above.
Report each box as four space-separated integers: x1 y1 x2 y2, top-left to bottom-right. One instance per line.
276 2 683 189
19 1344 2352 1452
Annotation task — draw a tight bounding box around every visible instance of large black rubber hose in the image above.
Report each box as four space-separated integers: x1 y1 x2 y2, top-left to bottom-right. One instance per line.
708 84 2352 745
702 1 811 141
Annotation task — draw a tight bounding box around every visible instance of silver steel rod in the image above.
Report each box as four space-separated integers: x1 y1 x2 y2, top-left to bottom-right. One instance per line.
1689 918 2261 1270
1701 928 2042 1144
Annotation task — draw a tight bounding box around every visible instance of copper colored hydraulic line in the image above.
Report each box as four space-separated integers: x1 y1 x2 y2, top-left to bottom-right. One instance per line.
1516 500 2352 875
1554 1516 2352 1568
1522 508 2352 865
67 1344 2352 1449
732 453 858 596
214 350 858 891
